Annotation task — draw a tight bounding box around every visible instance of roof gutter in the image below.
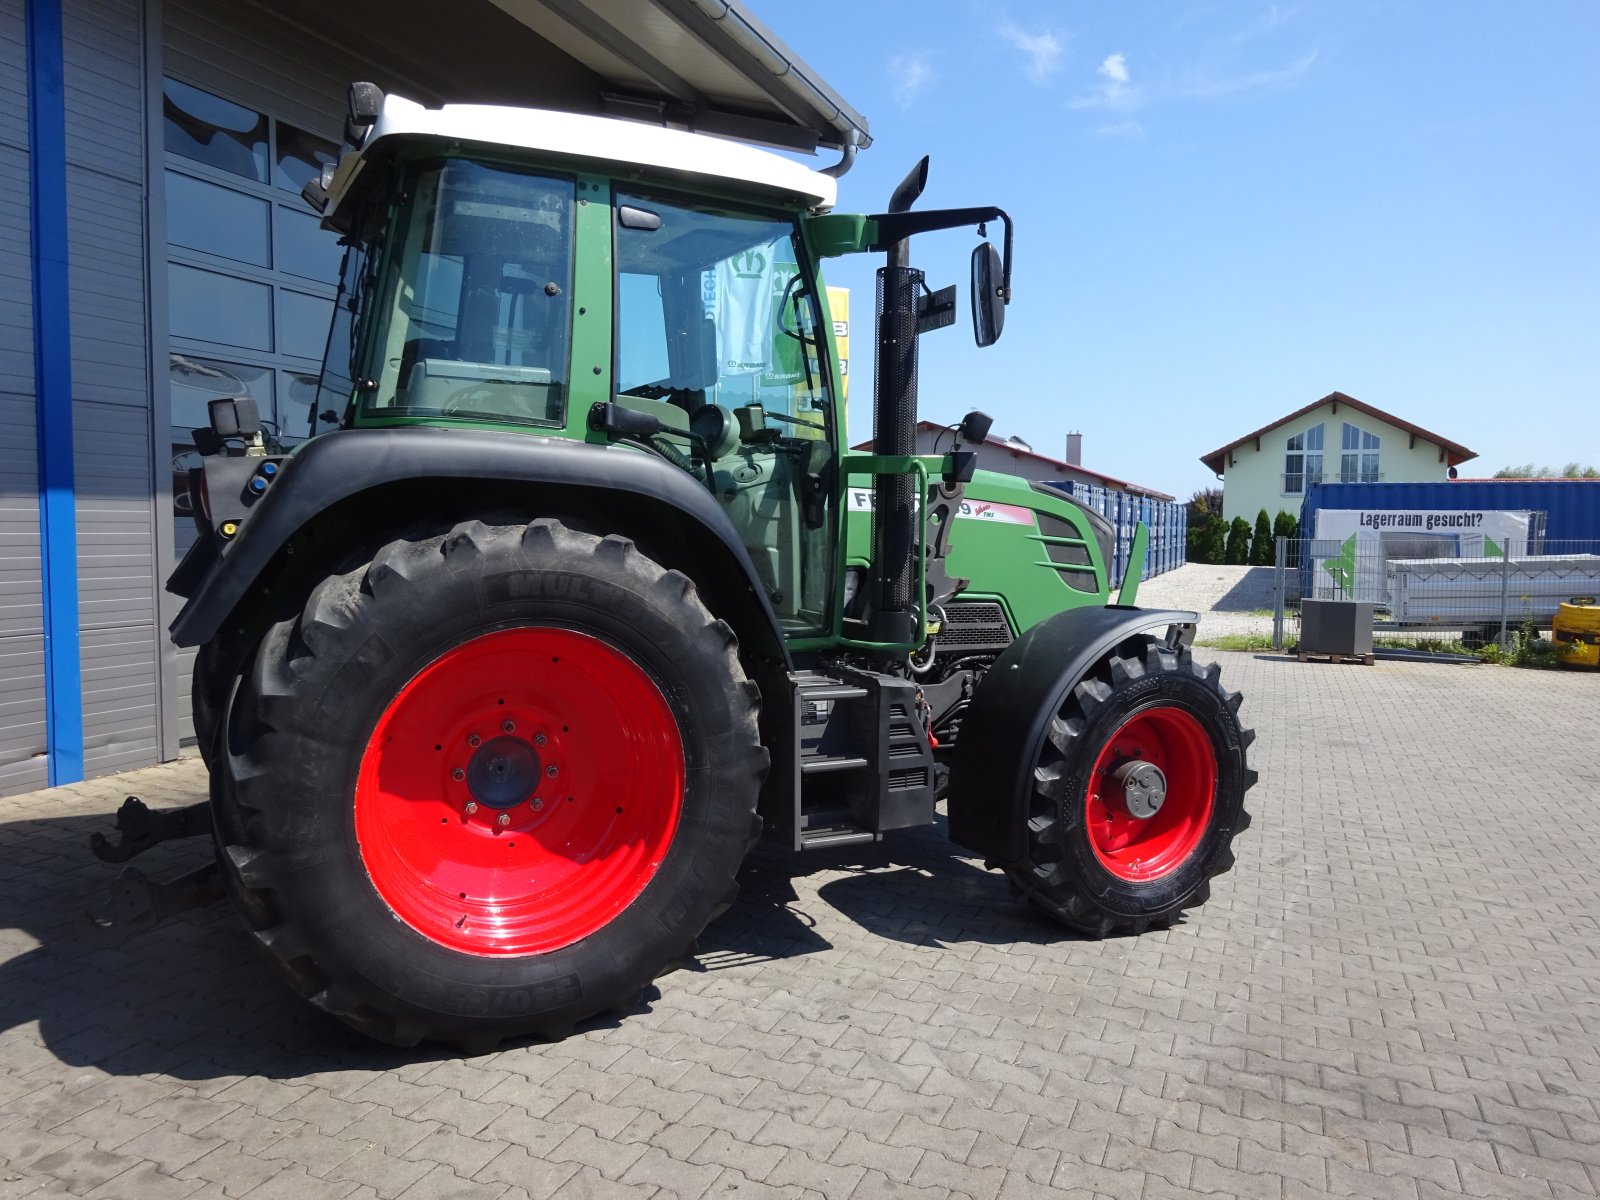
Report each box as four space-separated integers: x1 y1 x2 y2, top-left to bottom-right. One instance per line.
655 0 872 155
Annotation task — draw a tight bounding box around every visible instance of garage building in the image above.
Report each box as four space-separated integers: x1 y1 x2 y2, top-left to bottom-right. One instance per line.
2 0 867 795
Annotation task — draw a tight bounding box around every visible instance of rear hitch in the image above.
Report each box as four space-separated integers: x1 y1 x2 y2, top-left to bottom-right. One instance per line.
89 796 211 863
81 862 224 946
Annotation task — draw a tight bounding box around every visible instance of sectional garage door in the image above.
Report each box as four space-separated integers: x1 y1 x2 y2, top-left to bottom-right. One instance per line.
0 0 46 794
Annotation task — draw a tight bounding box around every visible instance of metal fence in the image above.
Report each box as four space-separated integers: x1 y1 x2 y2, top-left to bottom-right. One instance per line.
1271 536 1600 651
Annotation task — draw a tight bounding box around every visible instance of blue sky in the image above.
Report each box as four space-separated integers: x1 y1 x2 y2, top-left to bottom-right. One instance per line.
777 2 1600 500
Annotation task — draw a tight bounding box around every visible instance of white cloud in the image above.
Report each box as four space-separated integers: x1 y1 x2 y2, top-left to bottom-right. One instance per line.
1175 51 1320 100
1095 118 1145 140
1221 4 1296 45
1069 48 1318 116
1069 52 1137 111
888 52 935 110
998 21 1066 84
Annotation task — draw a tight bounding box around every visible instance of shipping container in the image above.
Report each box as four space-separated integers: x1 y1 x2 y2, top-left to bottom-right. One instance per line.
1297 480 1600 608
1301 480 1600 545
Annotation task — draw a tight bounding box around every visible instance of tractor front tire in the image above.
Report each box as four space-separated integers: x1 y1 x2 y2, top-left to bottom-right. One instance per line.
1014 636 1254 936
213 517 766 1050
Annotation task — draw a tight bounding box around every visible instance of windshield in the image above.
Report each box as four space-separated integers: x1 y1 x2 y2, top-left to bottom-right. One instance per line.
345 160 575 426
615 191 836 634
615 194 830 431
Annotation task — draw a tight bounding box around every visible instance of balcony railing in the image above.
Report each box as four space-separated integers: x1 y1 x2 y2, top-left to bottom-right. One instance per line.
1282 471 1384 493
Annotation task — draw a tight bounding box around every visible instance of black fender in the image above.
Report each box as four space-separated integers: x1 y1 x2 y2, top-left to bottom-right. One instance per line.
168 426 789 664
946 605 1198 865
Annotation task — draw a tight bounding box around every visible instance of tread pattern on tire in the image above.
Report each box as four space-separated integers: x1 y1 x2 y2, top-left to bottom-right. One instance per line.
212 517 768 1051
1009 636 1256 937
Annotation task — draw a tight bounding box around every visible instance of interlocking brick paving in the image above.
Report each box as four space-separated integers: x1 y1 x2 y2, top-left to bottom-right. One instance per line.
2 653 1597 1198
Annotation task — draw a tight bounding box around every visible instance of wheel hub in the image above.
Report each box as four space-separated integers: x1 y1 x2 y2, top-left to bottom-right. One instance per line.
1085 705 1216 882
467 736 540 809
1112 758 1167 819
354 626 685 956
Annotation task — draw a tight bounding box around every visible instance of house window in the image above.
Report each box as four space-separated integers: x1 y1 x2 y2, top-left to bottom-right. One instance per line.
1341 422 1380 482
1284 423 1323 493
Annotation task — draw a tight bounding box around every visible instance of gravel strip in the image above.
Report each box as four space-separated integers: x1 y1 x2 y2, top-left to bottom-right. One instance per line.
1137 563 1278 640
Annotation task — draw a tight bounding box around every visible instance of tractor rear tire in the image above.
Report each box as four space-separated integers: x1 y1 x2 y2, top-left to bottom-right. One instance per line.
213 517 766 1050
191 638 240 770
1012 636 1254 936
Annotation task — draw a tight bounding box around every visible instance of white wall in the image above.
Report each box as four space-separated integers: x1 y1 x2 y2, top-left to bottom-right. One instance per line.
1219 400 1456 524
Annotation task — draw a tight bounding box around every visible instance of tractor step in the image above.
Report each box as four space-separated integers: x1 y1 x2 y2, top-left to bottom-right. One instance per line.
782 669 939 851
801 755 869 774
798 827 878 849
797 802 877 848
799 805 857 828
798 684 869 702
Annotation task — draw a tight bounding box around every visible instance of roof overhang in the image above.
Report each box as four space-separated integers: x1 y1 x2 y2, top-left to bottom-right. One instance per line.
1200 391 1477 475
486 0 870 157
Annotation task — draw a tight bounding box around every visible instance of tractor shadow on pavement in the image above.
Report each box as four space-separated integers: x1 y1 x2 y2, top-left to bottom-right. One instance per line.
1 808 1113 1079
709 813 1125 958
0 809 468 1080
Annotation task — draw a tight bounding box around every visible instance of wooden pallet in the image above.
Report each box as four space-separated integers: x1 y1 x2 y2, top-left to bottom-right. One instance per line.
1296 650 1374 665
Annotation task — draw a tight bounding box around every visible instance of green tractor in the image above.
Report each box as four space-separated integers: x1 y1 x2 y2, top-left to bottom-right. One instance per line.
151 84 1254 1050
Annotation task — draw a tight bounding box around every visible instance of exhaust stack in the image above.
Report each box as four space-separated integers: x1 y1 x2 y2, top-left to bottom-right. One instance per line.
868 157 930 646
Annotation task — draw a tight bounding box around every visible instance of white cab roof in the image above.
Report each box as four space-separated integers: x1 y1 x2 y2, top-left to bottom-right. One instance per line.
328 94 838 214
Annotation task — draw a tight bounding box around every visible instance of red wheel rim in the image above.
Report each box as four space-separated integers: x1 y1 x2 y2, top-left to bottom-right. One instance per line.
354 627 684 956
1085 706 1216 882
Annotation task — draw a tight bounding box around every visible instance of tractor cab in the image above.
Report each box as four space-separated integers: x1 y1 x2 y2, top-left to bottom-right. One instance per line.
307 95 849 635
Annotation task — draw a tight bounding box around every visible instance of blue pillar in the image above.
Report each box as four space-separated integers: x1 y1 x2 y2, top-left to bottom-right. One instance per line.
27 0 84 786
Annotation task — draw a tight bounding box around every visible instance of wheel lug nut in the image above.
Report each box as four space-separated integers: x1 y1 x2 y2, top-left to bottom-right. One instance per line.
531 798 543 811
452 768 465 781
545 765 558 778
496 813 511 827
502 720 515 733
468 734 481 747
534 733 547 747
464 801 479 815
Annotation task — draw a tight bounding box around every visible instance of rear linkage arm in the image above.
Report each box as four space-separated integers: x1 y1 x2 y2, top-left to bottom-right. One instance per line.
89 795 212 863
83 797 222 945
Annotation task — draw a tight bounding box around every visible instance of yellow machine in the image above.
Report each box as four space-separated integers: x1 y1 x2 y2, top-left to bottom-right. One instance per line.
1553 599 1600 669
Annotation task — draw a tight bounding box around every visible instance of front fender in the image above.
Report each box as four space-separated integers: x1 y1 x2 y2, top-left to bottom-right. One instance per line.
168 427 787 661
946 604 1198 865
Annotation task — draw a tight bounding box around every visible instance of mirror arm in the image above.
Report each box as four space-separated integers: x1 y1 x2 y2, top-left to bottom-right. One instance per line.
995 209 1014 304
867 206 1013 303
867 206 997 245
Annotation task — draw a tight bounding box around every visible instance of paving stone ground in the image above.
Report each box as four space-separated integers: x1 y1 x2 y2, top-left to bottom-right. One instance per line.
3 652 1599 1199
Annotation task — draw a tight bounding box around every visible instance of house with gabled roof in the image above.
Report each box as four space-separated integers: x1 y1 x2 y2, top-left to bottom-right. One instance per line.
1200 391 1477 524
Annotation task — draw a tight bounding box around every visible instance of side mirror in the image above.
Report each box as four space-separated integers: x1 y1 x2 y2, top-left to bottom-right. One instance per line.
971 242 1006 347
208 396 262 439
344 81 384 147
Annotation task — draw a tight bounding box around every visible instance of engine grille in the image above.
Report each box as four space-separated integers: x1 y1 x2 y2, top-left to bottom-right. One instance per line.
934 601 1014 654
